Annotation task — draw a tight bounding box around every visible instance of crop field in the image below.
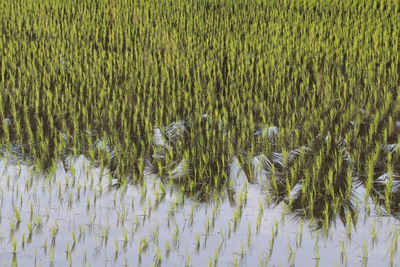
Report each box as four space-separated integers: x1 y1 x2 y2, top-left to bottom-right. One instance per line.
0 0 400 266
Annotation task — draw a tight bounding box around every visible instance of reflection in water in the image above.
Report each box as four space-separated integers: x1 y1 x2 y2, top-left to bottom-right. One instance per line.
1 113 400 265
3 113 400 231
143 117 400 231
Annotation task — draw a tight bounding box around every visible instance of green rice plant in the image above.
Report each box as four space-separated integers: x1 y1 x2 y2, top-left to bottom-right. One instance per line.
122 229 128 250
11 255 17 267
185 255 191 267
296 220 303 248
114 238 119 252
361 240 368 266
50 223 59 246
66 243 72 266
256 199 264 233
240 241 246 259
165 239 171 258
43 239 47 254
172 222 180 246
26 221 32 243
204 217 211 236
371 221 378 246
1 0 400 265
233 257 239 267
11 236 16 254
208 258 213 267
339 239 346 264
151 224 160 246
233 208 241 231
49 246 54 263
288 240 296 266
267 237 274 260
154 246 162 265
247 223 252 248
21 234 24 249
100 226 110 246
189 204 195 227
195 233 200 251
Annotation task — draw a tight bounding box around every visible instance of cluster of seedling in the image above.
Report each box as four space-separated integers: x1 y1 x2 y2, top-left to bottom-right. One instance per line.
0 0 400 265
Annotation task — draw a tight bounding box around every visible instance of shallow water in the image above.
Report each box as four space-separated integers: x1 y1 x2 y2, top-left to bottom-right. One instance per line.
0 153 398 267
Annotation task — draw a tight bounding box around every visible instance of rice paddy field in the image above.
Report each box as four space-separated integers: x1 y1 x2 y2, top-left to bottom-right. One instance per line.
0 0 400 266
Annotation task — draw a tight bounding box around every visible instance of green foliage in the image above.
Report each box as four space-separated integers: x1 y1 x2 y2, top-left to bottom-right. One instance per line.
0 0 400 243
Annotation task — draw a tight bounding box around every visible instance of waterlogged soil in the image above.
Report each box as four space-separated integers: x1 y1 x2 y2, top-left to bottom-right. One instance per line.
0 155 398 267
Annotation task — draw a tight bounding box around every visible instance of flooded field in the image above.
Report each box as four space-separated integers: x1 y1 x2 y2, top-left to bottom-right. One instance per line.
0 153 398 267
1 120 400 267
1 0 400 266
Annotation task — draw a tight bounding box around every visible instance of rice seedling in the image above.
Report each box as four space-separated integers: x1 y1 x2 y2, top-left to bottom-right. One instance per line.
195 233 201 252
164 239 171 258
339 239 346 264
49 246 54 263
361 240 368 266
42 239 47 255
288 240 296 266
138 236 148 255
11 236 16 254
233 256 239 267
0 0 399 265
185 254 191 267
122 229 128 250
50 223 59 246
66 243 72 266
247 223 252 248
154 246 162 266
172 222 180 246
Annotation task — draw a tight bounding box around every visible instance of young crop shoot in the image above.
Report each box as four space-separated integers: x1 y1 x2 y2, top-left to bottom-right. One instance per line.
0 0 399 265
